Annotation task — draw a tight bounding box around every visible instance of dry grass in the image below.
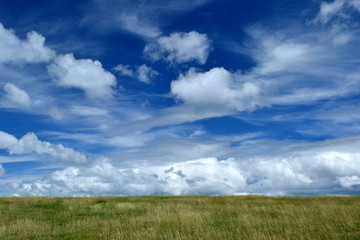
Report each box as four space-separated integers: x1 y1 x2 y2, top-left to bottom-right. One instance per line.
0 196 359 239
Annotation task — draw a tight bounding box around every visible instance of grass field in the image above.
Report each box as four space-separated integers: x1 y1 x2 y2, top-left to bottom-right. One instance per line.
0 196 359 240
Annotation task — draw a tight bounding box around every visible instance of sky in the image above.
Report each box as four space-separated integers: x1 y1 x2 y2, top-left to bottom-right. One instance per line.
0 0 360 196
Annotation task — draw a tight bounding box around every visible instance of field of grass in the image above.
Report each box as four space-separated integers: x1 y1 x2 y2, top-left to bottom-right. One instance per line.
0 196 359 240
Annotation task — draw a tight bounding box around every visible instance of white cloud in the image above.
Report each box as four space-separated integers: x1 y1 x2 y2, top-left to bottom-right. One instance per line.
246 27 321 75
12 135 360 196
0 131 18 149
0 23 54 63
3 83 31 108
310 0 360 47
0 155 37 164
144 31 211 64
240 24 360 106
137 64 159 83
14 157 246 196
254 41 312 75
338 175 360 188
114 64 158 84
314 0 360 24
113 64 134 78
171 67 262 111
48 53 116 98
315 0 345 24
0 164 4 176
0 131 88 164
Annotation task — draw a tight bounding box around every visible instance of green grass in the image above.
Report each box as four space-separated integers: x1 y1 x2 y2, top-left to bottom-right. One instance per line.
0 196 360 239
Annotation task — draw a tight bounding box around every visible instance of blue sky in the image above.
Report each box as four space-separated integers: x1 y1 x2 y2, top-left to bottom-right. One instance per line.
1 0 360 196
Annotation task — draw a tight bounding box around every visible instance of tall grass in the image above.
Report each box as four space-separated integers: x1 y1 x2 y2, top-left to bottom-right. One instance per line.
0 196 359 239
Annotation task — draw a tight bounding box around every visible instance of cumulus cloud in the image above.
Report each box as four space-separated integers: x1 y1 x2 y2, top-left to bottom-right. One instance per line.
12 136 360 196
0 23 54 63
144 31 211 64
14 158 246 196
171 67 262 111
48 53 116 98
113 64 134 78
0 131 88 164
137 64 159 83
3 83 31 108
114 64 158 84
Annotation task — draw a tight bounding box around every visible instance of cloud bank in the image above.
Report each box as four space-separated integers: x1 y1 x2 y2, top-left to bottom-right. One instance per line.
8 135 360 196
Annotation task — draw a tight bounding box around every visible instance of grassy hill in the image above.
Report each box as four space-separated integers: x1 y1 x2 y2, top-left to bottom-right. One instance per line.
1 196 359 239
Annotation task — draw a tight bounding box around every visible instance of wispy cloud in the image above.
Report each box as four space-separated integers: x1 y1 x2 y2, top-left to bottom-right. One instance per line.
314 0 360 24
236 19 360 107
315 0 346 24
88 0 213 38
3 83 32 108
